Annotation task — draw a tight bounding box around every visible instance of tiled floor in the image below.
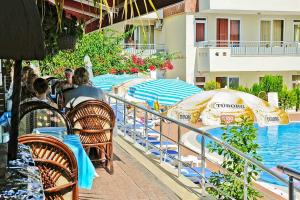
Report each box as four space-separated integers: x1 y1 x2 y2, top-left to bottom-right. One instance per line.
79 143 180 200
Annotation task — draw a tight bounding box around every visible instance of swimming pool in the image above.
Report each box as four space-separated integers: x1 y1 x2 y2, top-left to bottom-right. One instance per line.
198 123 300 186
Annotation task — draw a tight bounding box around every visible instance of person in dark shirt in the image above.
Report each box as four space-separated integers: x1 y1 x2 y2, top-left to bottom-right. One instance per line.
64 67 105 108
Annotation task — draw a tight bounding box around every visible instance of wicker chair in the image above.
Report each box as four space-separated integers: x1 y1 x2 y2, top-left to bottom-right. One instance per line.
66 100 115 174
19 101 72 135
18 134 78 200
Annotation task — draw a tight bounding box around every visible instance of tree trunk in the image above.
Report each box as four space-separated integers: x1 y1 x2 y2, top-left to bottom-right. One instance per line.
8 60 22 160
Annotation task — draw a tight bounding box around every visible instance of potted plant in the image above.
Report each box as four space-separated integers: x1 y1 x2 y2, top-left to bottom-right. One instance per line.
145 52 176 79
58 15 83 50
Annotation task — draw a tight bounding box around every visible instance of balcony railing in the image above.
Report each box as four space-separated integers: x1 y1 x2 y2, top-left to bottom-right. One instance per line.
108 94 300 200
198 40 300 56
123 43 166 57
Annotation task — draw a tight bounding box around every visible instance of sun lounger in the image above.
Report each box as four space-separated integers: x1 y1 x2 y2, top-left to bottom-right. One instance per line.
180 167 212 183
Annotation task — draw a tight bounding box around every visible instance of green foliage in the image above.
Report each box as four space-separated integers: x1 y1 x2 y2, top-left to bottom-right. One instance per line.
279 85 296 110
259 75 283 93
204 81 220 91
40 29 177 78
250 83 261 96
38 2 83 55
207 117 261 200
237 86 251 94
293 86 300 111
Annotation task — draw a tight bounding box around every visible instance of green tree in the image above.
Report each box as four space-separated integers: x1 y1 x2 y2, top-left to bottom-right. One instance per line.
204 81 220 91
250 83 261 96
259 75 283 93
207 117 261 200
279 85 295 110
293 86 300 111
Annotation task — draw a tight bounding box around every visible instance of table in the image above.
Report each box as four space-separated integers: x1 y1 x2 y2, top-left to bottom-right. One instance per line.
64 135 96 190
32 127 97 190
0 144 45 199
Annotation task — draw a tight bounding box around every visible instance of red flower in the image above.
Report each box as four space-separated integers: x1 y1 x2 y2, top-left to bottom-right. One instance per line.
132 55 144 66
109 69 117 74
130 67 139 73
161 60 174 70
132 55 138 64
148 65 156 71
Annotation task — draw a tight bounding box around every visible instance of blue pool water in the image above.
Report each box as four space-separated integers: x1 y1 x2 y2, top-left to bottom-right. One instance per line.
198 123 300 186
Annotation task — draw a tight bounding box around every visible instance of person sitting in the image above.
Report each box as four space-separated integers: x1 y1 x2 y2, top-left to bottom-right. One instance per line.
64 67 105 109
31 78 58 108
56 68 74 92
21 66 36 101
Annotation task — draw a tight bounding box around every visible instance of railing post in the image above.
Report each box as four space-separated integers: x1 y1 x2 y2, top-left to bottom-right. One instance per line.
289 176 295 200
133 106 136 143
244 161 248 200
123 102 126 137
177 125 181 177
159 118 163 164
201 136 206 195
144 111 148 152
115 99 118 127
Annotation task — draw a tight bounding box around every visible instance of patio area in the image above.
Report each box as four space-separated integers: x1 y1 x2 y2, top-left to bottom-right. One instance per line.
79 141 180 200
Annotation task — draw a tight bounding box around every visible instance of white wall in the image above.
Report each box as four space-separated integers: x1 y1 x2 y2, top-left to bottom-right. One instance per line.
197 48 300 72
200 0 300 13
193 13 300 42
198 71 300 88
163 14 187 81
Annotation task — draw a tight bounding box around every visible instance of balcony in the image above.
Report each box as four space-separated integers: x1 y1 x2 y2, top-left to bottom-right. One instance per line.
123 44 166 57
196 40 300 72
105 94 300 200
199 0 300 14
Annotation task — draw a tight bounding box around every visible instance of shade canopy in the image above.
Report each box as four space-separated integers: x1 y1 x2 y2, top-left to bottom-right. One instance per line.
91 74 138 91
167 89 289 127
0 0 45 60
50 0 184 32
128 79 202 106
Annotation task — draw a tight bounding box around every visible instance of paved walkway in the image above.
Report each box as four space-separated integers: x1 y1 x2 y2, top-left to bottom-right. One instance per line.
79 143 180 200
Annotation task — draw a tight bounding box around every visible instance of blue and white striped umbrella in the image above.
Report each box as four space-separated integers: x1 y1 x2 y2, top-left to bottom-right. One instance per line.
128 79 202 106
91 74 138 91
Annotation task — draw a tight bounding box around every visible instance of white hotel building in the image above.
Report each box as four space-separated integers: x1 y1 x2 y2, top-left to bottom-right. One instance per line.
108 0 300 89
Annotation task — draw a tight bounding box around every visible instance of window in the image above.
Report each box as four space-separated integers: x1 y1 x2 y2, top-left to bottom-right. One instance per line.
273 20 284 41
229 77 239 89
216 77 239 88
230 20 240 42
260 20 284 42
292 75 300 88
195 19 206 42
125 25 154 45
195 76 206 88
294 23 300 42
216 18 240 46
216 77 227 88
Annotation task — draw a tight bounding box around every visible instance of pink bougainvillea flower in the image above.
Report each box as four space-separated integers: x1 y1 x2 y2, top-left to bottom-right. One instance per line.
132 55 138 64
130 67 139 73
148 65 156 71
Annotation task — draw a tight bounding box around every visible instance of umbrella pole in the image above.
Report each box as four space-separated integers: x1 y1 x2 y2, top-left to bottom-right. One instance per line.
8 60 22 160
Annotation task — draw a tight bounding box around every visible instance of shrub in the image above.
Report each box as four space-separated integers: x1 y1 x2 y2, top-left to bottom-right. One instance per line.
259 75 283 93
279 85 296 110
204 81 220 91
207 116 261 200
250 83 261 96
293 86 300 111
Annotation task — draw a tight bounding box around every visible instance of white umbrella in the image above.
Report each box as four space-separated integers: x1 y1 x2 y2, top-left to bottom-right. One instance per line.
167 89 289 127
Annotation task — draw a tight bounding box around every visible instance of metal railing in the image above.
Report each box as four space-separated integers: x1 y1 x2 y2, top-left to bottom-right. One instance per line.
123 43 166 56
198 40 300 56
277 165 300 200
108 93 300 200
